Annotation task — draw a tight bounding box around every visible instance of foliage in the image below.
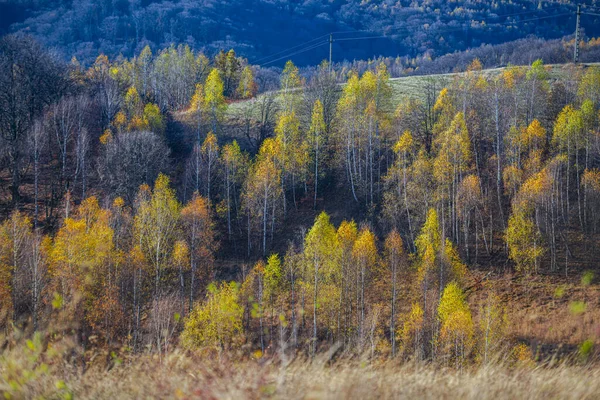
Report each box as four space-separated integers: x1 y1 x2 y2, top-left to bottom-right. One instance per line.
182 281 244 351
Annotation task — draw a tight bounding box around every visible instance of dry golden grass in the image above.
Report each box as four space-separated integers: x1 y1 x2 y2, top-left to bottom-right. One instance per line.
2 339 600 400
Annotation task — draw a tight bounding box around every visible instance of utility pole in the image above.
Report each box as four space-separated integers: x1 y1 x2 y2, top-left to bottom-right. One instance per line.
329 33 334 73
574 4 581 63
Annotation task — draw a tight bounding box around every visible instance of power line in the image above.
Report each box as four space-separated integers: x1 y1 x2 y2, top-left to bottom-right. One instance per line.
259 41 328 67
251 34 330 64
253 5 567 66
255 8 574 67
335 36 390 42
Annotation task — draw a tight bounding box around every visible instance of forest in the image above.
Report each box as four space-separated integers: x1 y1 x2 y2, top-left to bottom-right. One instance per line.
2 30 600 398
2 0 600 66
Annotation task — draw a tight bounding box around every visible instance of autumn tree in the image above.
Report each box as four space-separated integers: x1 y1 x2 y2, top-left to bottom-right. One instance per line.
189 83 205 141
506 208 543 276
237 66 256 100
335 64 393 205
309 100 326 208
279 61 302 115
134 174 180 297
48 197 118 341
275 109 309 211
182 281 244 352
243 138 283 255
383 130 417 248
384 229 405 356
337 220 358 343
201 132 220 202
221 141 249 239
303 212 340 354
352 226 379 346
214 49 241 98
204 68 227 134
553 104 584 227
181 194 216 311
433 112 472 242
399 303 424 360
437 282 474 368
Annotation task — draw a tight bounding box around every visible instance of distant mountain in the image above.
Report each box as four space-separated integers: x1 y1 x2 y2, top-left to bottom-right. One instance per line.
2 0 599 66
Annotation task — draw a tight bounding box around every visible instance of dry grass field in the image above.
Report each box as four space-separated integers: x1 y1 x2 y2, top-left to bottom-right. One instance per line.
3 344 600 399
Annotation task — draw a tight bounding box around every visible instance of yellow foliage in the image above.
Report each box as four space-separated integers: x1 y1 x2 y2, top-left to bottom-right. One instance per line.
415 208 441 285
99 129 113 145
182 282 244 350
399 303 424 356
505 210 543 275
394 130 414 154
438 282 474 366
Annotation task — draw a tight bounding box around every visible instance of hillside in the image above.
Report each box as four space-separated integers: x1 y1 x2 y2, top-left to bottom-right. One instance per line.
3 31 600 398
2 0 600 66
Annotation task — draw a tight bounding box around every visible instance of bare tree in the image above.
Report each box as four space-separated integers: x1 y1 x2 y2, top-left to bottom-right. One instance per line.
100 131 170 204
0 35 67 205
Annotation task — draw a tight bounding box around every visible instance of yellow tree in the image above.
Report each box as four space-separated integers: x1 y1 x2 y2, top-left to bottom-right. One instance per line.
415 208 441 298
142 103 165 135
214 49 240 97
49 197 117 340
236 66 256 99
456 174 483 262
395 130 416 245
399 302 424 360
303 212 340 354
243 138 283 255
384 229 405 356
582 168 600 232
335 72 362 202
437 281 474 368
525 59 549 124
263 253 283 345
173 240 190 314
433 112 472 241
204 68 227 134
553 104 584 226
182 281 244 352
123 86 143 122
180 193 216 310
275 109 308 211
134 174 181 297
201 132 219 202
279 60 302 115
337 220 358 341
221 140 248 238
352 226 379 344
189 83 205 141
309 100 326 208
578 66 600 105
505 208 543 275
